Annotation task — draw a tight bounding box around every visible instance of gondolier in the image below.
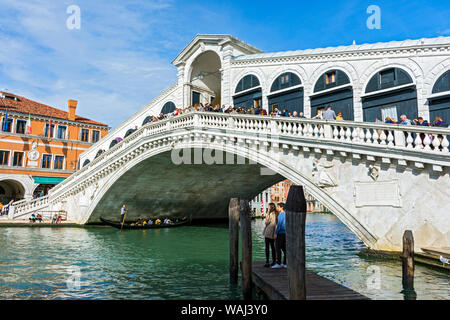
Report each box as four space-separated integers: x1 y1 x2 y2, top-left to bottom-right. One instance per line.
120 204 127 223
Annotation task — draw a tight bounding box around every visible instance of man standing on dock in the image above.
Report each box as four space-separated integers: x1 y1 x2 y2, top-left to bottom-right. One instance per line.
272 203 287 269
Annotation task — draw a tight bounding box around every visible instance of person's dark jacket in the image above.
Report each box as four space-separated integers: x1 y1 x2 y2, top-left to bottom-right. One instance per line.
433 120 448 128
415 120 429 126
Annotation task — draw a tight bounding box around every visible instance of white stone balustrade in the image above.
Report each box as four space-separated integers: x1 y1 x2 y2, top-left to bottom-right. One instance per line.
39 112 450 199
10 196 49 219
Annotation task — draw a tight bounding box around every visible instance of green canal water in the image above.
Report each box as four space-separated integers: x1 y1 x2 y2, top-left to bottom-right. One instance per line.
0 214 448 300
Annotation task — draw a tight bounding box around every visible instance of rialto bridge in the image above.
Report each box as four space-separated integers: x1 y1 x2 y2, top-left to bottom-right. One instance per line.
9 34 450 253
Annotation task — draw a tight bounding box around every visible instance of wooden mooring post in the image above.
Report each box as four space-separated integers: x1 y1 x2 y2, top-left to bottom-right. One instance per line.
285 185 307 300
402 230 415 290
239 198 252 300
229 198 239 284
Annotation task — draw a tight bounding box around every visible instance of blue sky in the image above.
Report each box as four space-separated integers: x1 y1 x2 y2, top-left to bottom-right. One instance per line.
0 0 449 129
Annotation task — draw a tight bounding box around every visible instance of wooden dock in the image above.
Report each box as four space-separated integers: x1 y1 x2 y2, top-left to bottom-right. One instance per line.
416 247 450 271
252 261 370 300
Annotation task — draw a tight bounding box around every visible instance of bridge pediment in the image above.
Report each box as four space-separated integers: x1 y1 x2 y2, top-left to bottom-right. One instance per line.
172 34 263 67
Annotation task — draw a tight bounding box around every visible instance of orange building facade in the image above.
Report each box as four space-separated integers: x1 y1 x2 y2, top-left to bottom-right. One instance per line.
0 91 108 204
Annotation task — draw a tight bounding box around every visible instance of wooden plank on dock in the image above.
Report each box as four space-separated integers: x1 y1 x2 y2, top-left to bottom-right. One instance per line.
252 261 370 300
421 247 450 260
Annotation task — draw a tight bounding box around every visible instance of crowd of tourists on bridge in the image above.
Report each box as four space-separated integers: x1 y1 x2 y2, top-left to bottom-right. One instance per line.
101 103 450 159
141 103 449 128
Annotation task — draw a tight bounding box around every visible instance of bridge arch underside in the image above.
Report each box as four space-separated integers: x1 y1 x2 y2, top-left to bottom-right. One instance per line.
88 150 284 223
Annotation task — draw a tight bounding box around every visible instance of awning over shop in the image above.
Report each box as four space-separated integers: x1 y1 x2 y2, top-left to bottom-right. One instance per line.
33 176 66 185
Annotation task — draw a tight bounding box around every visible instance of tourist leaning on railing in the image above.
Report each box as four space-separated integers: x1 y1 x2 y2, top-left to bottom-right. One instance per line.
433 116 449 128
399 115 413 125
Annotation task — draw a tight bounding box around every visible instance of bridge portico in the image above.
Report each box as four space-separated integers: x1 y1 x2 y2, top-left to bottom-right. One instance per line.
173 34 264 109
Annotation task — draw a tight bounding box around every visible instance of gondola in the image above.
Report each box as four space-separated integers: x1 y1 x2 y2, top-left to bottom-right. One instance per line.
100 217 189 230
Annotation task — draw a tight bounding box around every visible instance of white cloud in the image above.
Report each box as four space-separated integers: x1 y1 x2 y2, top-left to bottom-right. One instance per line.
0 0 178 129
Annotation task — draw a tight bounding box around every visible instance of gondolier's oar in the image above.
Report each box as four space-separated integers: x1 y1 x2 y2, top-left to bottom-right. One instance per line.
121 211 127 231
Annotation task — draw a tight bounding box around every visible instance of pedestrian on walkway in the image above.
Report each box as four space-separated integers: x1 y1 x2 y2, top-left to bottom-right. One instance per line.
272 203 287 269
263 203 278 268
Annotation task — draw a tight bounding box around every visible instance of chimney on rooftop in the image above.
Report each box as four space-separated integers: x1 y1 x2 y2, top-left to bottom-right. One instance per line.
68 100 77 121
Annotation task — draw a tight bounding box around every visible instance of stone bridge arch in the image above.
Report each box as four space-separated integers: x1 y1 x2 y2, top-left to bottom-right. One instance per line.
80 135 378 248
42 112 449 253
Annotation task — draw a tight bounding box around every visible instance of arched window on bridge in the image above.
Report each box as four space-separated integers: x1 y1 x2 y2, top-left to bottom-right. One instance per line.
82 159 90 168
233 74 262 110
311 69 354 120
109 137 122 149
161 101 176 115
268 72 303 115
362 67 417 122
142 116 153 126
95 149 104 159
124 128 137 138
428 70 450 125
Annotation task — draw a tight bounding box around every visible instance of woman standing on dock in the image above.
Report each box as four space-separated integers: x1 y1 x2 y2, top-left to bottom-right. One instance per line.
263 203 278 268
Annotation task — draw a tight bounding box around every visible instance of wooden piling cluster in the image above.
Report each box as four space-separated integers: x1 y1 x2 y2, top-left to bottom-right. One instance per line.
401 230 417 300
228 198 239 285
228 185 309 300
285 185 307 300
229 189 416 301
240 200 252 300
228 197 252 300
402 230 415 289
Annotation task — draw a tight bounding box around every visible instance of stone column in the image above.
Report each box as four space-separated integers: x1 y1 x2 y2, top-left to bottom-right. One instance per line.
176 64 185 107
303 86 312 118
353 87 364 122
416 83 428 121
184 83 191 107
262 94 269 113
221 44 233 107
